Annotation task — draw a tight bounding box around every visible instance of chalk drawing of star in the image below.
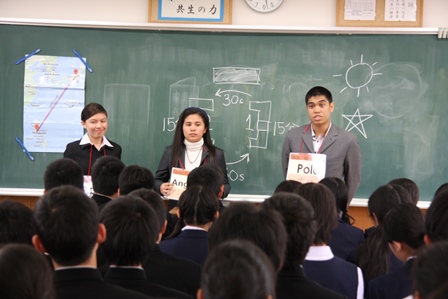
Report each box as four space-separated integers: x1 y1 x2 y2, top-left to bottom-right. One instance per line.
342 108 373 139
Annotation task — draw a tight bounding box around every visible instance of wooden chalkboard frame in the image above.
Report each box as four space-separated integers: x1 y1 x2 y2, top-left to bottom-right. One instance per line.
148 0 232 24
336 0 424 27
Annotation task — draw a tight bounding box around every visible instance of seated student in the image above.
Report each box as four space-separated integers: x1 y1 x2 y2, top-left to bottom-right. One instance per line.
32 185 149 299
118 165 154 195
0 243 55 299
160 185 219 266
433 182 448 197
295 183 364 299
90 156 125 212
199 240 276 299
0 200 34 245
424 189 448 244
355 185 413 287
368 203 425 299
100 195 191 299
388 178 419 205
262 192 347 299
208 201 287 273
99 189 201 298
128 188 201 297
273 180 302 194
320 177 364 261
410 241 448 299
43 158 84 191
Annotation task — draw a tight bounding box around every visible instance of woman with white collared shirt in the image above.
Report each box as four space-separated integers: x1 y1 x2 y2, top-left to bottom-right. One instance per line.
64 102 122 176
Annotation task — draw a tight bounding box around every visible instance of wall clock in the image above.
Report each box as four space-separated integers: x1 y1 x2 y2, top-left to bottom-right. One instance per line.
245 0 284 13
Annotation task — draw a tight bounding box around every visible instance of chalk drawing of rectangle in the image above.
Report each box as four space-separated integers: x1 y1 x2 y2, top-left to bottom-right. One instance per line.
189 97 214 112
248 101 271 149
169 77 199 118
213 67 261 85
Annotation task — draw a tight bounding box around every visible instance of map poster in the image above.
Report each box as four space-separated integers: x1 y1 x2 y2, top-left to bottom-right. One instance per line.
23 55 86 153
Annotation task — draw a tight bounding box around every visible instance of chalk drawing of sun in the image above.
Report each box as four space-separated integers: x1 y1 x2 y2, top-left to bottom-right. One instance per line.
333 55 383 98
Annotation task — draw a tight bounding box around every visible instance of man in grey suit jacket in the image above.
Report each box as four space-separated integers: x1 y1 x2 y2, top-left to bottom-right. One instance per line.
282 86 361 202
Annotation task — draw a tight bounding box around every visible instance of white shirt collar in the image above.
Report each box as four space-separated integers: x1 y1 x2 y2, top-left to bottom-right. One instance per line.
305 245 334 261
55 265 96 271
311 122 332 138
79 133 113 147
182 225 207 231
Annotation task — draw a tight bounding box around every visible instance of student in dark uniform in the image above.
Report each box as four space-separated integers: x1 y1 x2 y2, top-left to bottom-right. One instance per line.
64 103 122 176
154 107 230 205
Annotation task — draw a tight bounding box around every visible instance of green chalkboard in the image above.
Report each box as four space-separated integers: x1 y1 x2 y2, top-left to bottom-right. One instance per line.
1 24 448 201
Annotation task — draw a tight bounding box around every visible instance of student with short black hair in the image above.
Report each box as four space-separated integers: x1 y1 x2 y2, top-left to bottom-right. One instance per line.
119 165 154 195
32 185 148 299
100 195 191 299
368 203 425 299
388 178 419 205
411 241 448 299
295 183 363 299
199 240 276 299
160 185 219 266
273 180 302 194
262 192 347 299
208 201 287 272
91 156 125 211
0 243 55 299
100 188 202 298
424 189 448 244
43 158 84 191
0 200 34 245
320 177 364 261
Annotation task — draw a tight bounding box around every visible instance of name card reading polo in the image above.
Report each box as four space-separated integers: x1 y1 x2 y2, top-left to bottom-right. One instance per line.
286 153 326 183
168 167 191 200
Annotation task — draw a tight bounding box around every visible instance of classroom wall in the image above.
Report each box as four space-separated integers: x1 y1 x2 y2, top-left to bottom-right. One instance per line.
1 0 447 27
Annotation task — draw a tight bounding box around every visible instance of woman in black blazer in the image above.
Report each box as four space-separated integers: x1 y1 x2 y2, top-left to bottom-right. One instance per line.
154 107 230 198
64 103 121 176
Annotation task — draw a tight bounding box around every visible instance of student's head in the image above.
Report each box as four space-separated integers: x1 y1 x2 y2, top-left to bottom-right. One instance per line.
118 165 154 195
0 243 55 299
91 156 125 197
319 177 351 223
367 184 412 226
178 185 219 227
434 182 448 197
208 202 287 271
294 183 338 245
304 86 334 128
388 178 419 205
81 103 108 140
261 192 316 269
0 200 34 245
129 188 166 232
273 180 302 194
32 185 103 266
43 158 84 191
187 164 224 197
412 241 448 299
100 195 159 266
383 203 425 261
424 189 448 244
199 240 276 299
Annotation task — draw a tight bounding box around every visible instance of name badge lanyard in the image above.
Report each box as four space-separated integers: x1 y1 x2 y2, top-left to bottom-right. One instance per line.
87 144 107 176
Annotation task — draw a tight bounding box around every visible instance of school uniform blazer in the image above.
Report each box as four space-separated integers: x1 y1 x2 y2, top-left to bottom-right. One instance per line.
54 267 150 299
276 266 348 299
64 139 122 175
328 219 365 261
104 267 192 299
367 258 415 299
99 244 201 298
281 124 362 201
159 229 208 266
154 145 230 198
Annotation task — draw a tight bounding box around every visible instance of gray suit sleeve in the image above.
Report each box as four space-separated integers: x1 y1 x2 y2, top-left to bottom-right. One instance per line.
344 136 362 202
